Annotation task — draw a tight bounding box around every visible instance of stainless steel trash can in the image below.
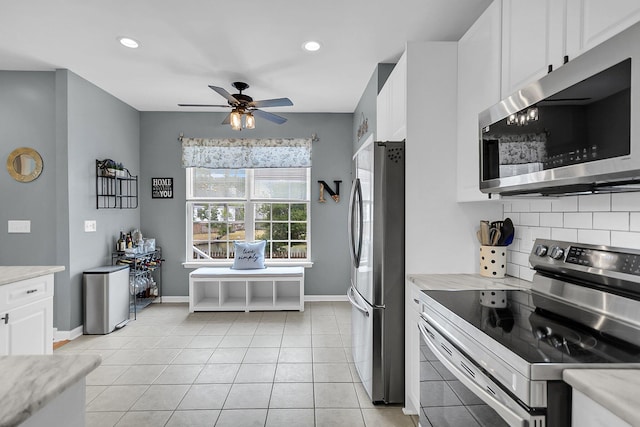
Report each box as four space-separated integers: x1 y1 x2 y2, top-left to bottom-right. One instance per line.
83 265 130 334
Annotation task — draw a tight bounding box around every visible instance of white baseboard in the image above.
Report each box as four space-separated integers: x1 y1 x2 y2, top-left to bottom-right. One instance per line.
160 296 189 303
304 295 348 302
53 325 84 342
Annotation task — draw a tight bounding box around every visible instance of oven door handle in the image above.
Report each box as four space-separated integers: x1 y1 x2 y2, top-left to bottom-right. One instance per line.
417 320 528 427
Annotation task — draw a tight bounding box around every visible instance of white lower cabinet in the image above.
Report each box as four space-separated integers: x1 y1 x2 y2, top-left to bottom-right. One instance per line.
404 282 422 415
0 274 54 355
572 389 630 427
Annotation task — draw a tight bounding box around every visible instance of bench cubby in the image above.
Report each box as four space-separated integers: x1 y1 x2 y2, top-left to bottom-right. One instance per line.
189 267 304 312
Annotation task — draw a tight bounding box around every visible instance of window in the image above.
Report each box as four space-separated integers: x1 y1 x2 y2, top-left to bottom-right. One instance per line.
187 168 310 263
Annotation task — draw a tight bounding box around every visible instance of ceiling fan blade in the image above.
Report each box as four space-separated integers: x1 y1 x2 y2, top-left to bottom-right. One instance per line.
209 85 239 104
252 109 287 125
178 103 230 107
221 114 231 125
250 97 293 108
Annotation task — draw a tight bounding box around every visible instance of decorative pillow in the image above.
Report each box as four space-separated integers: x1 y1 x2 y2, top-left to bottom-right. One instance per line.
232 240 266 269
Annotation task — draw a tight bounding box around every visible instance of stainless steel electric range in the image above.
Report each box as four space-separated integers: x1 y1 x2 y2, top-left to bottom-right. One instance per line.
418 239 640 427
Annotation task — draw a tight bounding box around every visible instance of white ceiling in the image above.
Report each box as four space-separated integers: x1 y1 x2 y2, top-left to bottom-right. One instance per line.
0 0 492 113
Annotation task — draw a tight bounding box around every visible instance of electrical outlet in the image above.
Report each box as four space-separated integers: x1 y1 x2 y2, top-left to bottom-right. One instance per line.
84 220 97 232
8 220 31 233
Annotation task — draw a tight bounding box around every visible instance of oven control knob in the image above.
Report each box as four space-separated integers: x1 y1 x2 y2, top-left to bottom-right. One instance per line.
549 246 565 260
534 245 548 257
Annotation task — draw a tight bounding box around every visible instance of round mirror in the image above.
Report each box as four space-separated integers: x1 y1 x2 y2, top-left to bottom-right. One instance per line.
6 147 43 183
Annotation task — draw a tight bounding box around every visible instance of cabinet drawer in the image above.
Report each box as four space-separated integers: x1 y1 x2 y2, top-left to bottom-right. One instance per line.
1 274 54 311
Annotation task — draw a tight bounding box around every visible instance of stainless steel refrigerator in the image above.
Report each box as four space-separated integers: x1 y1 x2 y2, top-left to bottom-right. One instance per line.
347 136 405 404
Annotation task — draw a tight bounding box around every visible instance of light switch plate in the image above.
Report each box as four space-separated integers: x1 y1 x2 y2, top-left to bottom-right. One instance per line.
84 220 97 232
8 220 31 233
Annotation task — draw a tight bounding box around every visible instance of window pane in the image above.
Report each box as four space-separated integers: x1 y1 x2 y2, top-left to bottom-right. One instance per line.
210 242 229 259
253 168 308 199
192 168 246 198
256 222 271 240
291 243 307 259
255 203 271 220
273 242 289 258
291 223 307 240
291 204 307 221
272 223 289 240
272 204 289 221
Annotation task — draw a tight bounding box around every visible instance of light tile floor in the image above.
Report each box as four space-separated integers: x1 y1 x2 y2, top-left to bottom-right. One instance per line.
56 301 418 427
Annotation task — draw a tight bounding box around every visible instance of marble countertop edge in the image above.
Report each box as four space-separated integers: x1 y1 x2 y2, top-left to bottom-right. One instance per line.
407 273 532 291
563 369 640 426
0 354 101 427
0 266 65 286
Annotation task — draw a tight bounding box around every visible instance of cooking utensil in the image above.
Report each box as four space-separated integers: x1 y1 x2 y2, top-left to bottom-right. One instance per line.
479 220 490 245
490 228 501 245
502 217 515 245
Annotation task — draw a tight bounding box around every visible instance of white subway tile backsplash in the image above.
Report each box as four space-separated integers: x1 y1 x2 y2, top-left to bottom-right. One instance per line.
631 213 640 232
530 199 552 212
552 196 578 212
520 212 540 227
551 227 578 242
518 266 535 282
593 212 629 231
612 192 640 212
510 200 531 213
577 229 611 246
504 192 640 279
510 250 530 267
611 231 640 250
540 212 563 227
563 212 593 229
578 193 611 212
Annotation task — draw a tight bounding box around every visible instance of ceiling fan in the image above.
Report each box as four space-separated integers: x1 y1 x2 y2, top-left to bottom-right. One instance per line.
178 82 293 129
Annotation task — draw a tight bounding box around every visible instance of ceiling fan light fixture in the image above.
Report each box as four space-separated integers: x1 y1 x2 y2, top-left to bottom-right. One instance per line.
303 40 321 52
118 37 140 49
230 109 242 131
245 112 255 129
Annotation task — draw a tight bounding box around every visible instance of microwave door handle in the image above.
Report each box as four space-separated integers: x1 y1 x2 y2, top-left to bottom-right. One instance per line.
417 321 528 427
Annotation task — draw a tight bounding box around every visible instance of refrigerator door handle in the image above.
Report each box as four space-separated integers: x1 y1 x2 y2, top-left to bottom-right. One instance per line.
348 178 363 268
347 286 369 317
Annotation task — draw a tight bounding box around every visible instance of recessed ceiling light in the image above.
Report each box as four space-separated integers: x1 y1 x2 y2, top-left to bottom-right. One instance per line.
118 37 139 49
303 41 321 52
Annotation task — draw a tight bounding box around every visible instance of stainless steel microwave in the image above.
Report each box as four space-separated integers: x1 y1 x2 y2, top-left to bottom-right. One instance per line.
479 21 640 196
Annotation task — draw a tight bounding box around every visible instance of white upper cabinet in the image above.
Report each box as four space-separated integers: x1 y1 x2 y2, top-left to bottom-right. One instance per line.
501 0 640 97
377 53 407 141
457 0 502 202
501 0 565 97
566 0 640 59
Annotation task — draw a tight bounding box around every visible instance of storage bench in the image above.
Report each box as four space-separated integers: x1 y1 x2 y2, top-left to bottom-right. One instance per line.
188 266 305 312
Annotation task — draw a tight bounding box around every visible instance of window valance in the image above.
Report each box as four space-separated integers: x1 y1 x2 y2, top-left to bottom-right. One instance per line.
180 137 312 169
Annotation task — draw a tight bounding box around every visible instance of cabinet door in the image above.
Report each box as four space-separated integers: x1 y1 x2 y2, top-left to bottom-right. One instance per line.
404 283 423 414
501 0 566 97
376 83 391 141
457 0 502 202
566 0 640 59
390 54 407 141
3 298 53 355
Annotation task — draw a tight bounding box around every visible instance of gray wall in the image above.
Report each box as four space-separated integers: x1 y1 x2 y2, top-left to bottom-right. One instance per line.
0 70 140 331
63 70 140 329
353 64 395 153
139 112 353 297
0 71 57 265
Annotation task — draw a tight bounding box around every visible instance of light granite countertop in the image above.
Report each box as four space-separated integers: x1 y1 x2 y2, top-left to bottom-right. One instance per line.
563 369 640 426
0 354 101 427
0 266 65 286
407 273 532 292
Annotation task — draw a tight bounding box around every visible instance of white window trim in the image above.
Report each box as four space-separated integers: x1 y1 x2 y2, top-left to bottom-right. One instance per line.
184 168 312 267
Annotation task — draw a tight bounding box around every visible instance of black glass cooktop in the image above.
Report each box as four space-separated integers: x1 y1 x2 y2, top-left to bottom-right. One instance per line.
423 289 640 365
